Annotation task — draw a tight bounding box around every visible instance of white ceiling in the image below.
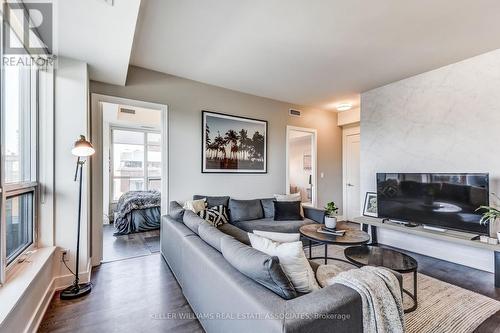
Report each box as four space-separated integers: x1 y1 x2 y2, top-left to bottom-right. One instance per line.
57 0 141 85
130 0 500 109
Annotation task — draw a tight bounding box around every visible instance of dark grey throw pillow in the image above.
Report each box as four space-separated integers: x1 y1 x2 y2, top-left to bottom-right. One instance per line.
193 195 230 208
169 201 185 221
220 237 298 300
228 199 264 223
273 201 304 221
260 198 275 218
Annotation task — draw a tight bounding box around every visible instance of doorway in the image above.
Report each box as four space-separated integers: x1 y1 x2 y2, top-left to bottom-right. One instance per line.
91 94 168 266
286 126 317 207
343 126 360 220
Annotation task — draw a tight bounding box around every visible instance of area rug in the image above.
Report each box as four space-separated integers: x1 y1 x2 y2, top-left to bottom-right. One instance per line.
144 235 160 253
306 244 500 333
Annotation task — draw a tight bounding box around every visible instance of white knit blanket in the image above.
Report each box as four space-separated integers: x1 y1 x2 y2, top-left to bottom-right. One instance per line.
326 266 405 333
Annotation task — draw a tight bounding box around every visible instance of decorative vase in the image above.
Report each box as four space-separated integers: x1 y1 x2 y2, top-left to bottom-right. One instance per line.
489 219 500 239
325 216 337 229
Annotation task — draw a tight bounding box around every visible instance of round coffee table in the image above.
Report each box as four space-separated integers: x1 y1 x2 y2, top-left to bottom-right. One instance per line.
299 222 370 265
344 245 418 313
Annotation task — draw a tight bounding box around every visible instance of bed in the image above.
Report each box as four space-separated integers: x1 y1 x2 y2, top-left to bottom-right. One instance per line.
114 190 161 236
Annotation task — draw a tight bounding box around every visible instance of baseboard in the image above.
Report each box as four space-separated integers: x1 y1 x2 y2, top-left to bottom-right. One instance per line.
29 262 92 333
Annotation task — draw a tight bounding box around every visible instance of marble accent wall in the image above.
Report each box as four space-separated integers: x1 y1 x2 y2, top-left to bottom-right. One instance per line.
361 49 500 272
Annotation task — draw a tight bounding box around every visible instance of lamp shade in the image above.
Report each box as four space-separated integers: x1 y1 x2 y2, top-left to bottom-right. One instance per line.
72 135 95 157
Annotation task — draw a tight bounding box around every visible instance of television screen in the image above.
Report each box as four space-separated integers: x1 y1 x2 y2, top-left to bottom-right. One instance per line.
376 173 489 235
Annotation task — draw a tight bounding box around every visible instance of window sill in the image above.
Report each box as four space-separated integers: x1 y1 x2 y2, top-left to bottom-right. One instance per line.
0 246 56 325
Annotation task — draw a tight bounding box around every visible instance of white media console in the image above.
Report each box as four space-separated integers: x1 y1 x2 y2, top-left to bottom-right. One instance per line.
352 216 500 287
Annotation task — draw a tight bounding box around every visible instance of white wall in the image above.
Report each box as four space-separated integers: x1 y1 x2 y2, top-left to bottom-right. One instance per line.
54 57 91 275
361 49 500 272
91 66 343 209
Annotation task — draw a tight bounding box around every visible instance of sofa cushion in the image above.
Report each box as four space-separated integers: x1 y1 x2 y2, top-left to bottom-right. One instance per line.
199 222 232 252
183 210 205 234
260 198 275 218
274 201 303 221
183 198 207 213
220 237 298 300
228 199 264 223
235 217 314 233
169 201 185 221
193 195 230 208
218 223 251 245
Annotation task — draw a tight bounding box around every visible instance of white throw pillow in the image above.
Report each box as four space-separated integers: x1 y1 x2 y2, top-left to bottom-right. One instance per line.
253 230 300 243
183 198 207 214
274 193 304 216
248 233 320 293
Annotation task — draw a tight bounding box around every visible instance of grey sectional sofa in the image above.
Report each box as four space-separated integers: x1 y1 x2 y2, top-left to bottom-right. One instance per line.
161 196 393 333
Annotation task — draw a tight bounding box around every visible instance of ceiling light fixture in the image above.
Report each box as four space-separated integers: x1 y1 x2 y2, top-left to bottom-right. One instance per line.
336 103 353 112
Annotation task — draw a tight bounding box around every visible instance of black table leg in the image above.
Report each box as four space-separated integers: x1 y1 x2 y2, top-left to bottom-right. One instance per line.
324 244 328 264
495 251 500 288
403 269 418 313
370 226 378 245
309 240 312 259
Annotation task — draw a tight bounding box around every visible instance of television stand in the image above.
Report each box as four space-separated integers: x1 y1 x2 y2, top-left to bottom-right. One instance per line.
354 216 500 288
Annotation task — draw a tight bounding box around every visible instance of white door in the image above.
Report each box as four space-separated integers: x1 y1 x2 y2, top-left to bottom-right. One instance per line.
344 133 360 219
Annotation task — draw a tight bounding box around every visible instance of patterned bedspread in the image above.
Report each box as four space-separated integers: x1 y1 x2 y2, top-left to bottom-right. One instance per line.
114 191 161 235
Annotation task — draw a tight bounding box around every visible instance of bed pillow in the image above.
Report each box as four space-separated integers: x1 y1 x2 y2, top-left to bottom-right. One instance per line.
253 230 300 243
193 195 230 208
248 233 320 293
273 201 303 221
198 205 229 228
183 198 207 214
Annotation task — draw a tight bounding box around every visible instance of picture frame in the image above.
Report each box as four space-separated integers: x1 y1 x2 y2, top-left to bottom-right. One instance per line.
202 111 268 173
363 192 378 217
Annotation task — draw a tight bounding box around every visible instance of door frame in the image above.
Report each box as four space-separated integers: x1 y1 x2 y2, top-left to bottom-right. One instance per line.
90 93 168 267
285 126 318 207
342 125 360 219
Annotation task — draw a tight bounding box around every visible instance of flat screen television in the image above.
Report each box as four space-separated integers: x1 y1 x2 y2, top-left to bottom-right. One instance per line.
376 173 489 235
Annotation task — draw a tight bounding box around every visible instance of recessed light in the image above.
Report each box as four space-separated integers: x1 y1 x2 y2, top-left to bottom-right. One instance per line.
336 103 352 112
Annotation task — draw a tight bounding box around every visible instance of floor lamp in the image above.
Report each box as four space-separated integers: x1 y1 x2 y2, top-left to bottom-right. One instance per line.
60 135 95 300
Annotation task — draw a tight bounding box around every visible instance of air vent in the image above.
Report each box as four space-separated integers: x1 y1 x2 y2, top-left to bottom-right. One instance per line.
120 108 136 115
289 109 302 117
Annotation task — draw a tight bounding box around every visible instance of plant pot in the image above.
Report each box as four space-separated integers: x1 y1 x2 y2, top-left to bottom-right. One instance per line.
325 216 337 229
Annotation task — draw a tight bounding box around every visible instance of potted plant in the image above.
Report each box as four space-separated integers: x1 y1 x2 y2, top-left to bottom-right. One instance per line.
324 202 339 229
476 193 500 240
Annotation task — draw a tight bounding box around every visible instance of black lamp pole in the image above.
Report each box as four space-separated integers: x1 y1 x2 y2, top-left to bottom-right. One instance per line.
61 137 94 300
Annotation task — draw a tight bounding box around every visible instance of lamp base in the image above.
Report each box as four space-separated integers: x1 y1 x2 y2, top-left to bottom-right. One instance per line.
60 282 92 300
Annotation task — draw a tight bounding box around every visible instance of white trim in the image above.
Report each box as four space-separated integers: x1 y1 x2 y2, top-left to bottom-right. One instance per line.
342 125 360 220
90 94 168 267
285 126 318 207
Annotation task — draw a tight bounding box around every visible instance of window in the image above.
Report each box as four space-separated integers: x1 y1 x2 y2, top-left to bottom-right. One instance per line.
1 32 39 279
111 128 161 201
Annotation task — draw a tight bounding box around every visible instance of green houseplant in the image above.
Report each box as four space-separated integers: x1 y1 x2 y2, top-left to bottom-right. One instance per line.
476 193 500 240
324 201 339 229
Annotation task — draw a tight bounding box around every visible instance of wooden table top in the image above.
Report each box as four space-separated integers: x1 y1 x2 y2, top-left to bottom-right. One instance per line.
299 222 370 245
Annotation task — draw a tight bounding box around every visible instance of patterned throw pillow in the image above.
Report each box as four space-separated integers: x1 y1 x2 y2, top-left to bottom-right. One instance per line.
198 205 229 228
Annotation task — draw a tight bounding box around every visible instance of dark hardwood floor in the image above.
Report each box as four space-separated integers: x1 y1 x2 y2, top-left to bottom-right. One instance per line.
39 236 500 332
102 224 160 262
38 254 203 333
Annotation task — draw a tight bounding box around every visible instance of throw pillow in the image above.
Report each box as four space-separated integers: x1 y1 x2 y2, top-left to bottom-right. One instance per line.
248 233 320 293
183 198 207 214
273 201 303 221
253 230 300 243
274 193 304 216
198 205 229 228
193 195 230 208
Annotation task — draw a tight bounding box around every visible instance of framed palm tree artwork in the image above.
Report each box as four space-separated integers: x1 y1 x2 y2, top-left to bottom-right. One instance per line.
202 111 268 173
